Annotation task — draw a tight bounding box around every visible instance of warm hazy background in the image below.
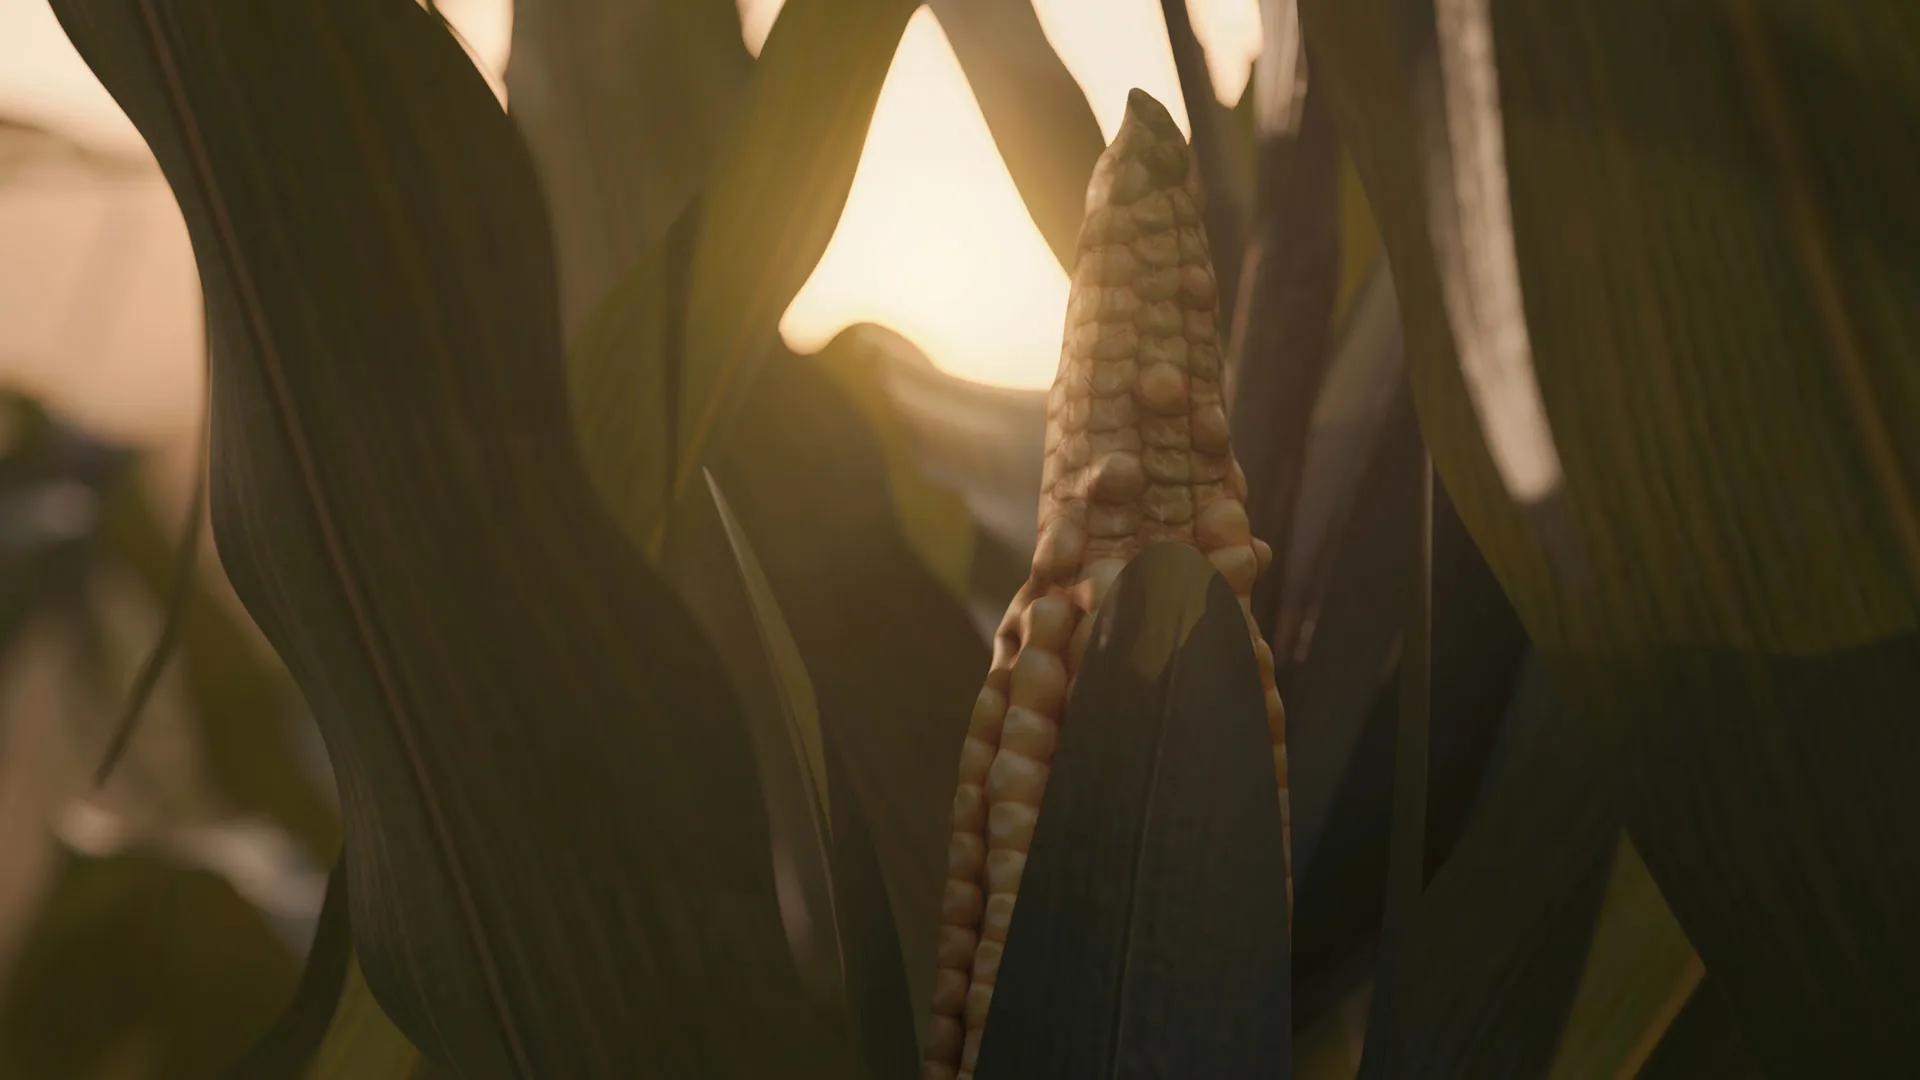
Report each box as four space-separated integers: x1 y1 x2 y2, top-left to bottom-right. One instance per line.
0 0 1265 460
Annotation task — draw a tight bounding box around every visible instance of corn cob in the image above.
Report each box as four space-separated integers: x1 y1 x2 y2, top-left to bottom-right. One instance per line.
924 89 1290 1080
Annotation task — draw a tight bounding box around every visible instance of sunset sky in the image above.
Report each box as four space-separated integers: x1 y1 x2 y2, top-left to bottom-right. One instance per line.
0 0 1267 446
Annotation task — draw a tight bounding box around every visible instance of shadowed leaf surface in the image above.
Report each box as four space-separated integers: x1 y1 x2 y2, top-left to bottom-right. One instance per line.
221 856 427 1079
507 0 752 339
975 543 1290 1079
696 473 847 1014
98 476 339 861
224 856 351 1079
49 0 849 1075
1636 975 1764 1079
1364 654 1618 1080
1301 0 1920 1067
1545 837 1700 1080
567 0 920 550
701 345 989 1044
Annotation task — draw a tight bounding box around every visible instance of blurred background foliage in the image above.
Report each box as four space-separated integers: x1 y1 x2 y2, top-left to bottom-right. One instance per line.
0 0 1913 1075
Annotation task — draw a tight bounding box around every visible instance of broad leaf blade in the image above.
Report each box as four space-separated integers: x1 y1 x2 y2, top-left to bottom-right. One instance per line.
570 0 920 549
703 347 989 1046
1301 0 1920 1067
225 855 430 1079
506 0 753 338
809 326 978 613
49 1 847 1075
975 543 1291 1078
1544 836 1700 1080
98 475 340 861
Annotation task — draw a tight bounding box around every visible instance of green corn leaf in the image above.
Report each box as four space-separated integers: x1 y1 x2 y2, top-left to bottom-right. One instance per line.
694 470 847 1015
568 0 921 554
1301 0 1920 1067
506 0 752 339
975 543 1292 1077
97 476 340 863
693 346 989 1053
1545 836 1701 1080
224 856 352 1079
48 0 853 1074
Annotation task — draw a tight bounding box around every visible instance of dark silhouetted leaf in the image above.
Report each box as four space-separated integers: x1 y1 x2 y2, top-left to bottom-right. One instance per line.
226 856 351 1079
1228 75 1344 646
862 325 1047 610
569 0 920 551
685 467 935 1073
702 344 989 1048
97 476 340 861
700 471 846 1012
1158 0 1248 321
49 0 849 1075
1357 651 1619 1080
810 326 977 608
975 543 1290 1078
1355 455 1431 1080
507 0 753 338
1302 0 1920 1068
1544 836 1699 1080
821 705 922 1079
927 0 1106 271
308 957 425 1079
1637 976 1764 1080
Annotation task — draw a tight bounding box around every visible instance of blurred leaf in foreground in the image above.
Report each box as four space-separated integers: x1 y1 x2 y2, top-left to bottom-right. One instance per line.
52 0 851 1073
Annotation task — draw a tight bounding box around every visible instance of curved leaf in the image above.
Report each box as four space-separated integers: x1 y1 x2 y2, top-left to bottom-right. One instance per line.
699 471 845 1010
506 0 752 338
49 0 847 1075
309 958 425 1080
691 471 929 1074
698 346 989 1047
226 857 352 1079
866 324 1047 574
1158 0 1248 320
811 326 976 607
1363 653 1621 1080
569 0 920 551
1544 837 1700 1080
1302 0 1920 1067
927 0 1106 271
97 475 340 861
975 543 1291 1078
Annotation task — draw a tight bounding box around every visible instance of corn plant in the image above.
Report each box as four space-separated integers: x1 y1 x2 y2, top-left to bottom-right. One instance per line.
27 0 1920 1077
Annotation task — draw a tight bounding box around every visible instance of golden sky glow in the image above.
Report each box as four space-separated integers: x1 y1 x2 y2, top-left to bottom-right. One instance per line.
0 0 1266 447
753 0 1265 388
